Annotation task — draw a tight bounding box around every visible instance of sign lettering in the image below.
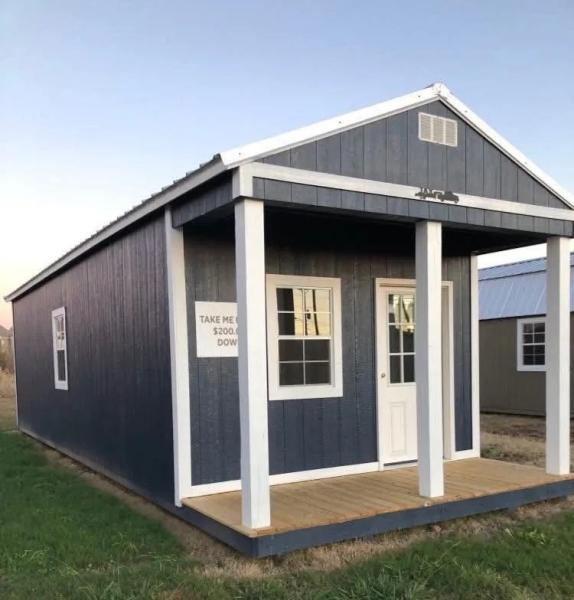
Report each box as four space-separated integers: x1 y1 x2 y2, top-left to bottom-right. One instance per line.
195 301 238 357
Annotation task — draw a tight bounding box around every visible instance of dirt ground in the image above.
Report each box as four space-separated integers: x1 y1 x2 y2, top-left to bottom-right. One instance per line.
0 394 16 431
11 409 570 578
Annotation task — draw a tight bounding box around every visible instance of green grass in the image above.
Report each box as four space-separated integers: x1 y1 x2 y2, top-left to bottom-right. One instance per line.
2 431 574 599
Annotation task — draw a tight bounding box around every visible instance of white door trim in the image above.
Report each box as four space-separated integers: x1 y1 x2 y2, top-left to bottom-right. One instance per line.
374 277 456 469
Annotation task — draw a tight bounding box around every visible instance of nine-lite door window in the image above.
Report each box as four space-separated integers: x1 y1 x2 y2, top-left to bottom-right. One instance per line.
517 317 545 372
52 307 69 390
267 275 343 400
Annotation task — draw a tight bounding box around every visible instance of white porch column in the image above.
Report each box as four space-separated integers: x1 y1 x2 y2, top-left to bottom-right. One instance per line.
164 208 192 506
235 198 271 528
546 236 570 475
415 221 444 497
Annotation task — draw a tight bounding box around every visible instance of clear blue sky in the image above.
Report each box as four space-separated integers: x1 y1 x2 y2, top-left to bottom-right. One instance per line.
1 0 573 326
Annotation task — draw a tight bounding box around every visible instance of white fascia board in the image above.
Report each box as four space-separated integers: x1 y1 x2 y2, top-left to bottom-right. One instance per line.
220 85 439 168
241 162 574 222
222 81 574 210
5 158 226 302
438 86 574 210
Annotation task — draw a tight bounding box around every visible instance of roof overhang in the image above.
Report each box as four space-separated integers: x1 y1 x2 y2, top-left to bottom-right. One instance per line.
6 82 574 302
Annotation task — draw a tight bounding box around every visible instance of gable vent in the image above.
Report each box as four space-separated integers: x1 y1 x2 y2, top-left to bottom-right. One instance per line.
418 113 458 147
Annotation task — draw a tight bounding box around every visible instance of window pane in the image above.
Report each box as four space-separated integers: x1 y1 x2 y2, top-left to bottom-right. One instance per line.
400 295 415 325
523 333 533 344
304 288 330 313
523 354 534 365
388 325 400 353
278 313 305 335
534 354 545 365
304 339 330 361
305 362 330 384
57 350 66 381
403 330 414 353
534 333 545 343
388 295 399 324
279 362 304 385
403 355 415 383
305 312 331 336
279 340 303 361
533 345 545 356
523 323 534 334
534 322 545 334
390 355 401 383
276 288 303 312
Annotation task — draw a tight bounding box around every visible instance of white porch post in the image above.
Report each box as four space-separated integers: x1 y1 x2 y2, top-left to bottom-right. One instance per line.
415 221 444 497
546 236 570 475
235 198 271 528
164 208 192 506
470 254 481 455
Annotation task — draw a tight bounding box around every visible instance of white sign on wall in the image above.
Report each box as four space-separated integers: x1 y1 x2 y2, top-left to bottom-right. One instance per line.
195 301 238 357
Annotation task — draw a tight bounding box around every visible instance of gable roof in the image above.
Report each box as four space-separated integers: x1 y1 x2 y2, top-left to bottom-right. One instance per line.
6 82 574 302
479 255 574 320
221 83 574 210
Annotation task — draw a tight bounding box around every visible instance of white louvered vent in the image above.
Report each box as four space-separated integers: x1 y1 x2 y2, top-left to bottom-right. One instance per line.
418 113 458 147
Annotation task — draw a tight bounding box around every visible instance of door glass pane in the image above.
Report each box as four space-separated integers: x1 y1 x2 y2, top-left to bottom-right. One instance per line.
403 355 415 383
389 355 401 383
388 325 400 353
403 330 414 353
57 350 66 381
388 295 399 324
400 295 415 325
386 291 416 384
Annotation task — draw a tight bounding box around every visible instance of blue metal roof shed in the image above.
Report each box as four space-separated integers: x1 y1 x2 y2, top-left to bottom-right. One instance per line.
479 255 574 320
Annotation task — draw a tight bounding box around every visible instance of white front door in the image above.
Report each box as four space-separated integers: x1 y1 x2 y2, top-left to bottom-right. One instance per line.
376 286 418 464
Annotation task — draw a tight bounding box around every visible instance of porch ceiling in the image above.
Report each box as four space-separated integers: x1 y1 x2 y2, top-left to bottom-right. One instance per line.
183 458 573 538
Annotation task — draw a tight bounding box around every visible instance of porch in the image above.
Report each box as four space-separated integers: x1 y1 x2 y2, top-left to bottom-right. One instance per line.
182 457 574 556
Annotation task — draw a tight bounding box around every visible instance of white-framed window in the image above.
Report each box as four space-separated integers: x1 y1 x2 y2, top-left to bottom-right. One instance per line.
52 307 69 390
516 317 546 372
266 274 343 400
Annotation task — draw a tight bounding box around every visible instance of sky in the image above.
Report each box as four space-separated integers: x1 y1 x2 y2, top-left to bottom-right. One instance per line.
1 0 573 328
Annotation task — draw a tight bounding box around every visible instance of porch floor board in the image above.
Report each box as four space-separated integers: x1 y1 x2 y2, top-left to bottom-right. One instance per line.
182 458 573 538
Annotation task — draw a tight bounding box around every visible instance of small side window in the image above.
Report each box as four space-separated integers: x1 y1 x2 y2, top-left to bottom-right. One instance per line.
52 307 68 390
516 318 545 372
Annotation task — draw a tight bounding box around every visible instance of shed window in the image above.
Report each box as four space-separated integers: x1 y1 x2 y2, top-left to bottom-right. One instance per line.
52 307 69 390
267 275 343 400
517 318 545 372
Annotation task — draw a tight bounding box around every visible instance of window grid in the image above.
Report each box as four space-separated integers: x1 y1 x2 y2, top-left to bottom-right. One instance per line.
276 286 332 387
387 293 415 384
517 318 546 371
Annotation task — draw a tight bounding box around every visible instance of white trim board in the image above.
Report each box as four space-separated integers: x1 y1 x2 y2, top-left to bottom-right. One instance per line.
7 83 574 303
266 273 343 401
237 162 574 223
5 160 225 302
516 316 547 373
222 82 574 210
187 462 380 497
164 208 193 505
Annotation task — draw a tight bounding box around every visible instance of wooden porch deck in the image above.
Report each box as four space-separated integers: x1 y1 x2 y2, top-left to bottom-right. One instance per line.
183 458 574 548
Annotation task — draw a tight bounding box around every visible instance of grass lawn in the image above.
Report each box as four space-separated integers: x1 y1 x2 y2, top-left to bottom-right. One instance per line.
2 429 574 599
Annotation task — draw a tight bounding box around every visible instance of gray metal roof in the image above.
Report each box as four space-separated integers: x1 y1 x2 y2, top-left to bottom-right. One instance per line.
479 255 574 320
